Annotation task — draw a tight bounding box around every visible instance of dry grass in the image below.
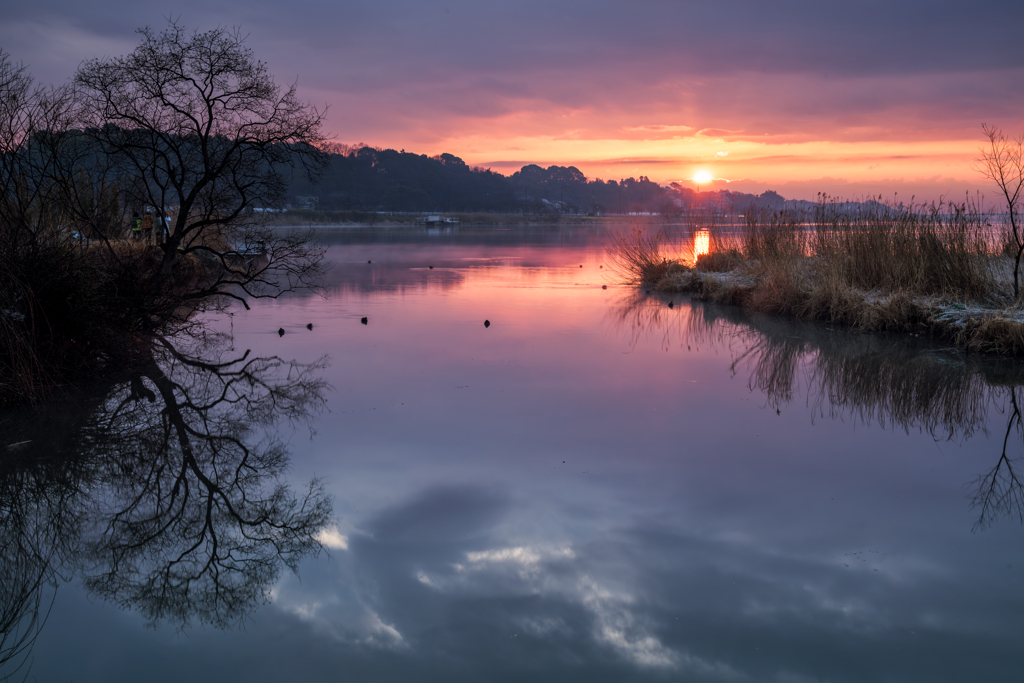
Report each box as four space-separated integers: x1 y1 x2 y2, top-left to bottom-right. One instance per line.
607 226 676 284
810 198 997 302
610 198 1024 355
743 209 807 262
695 249 744 273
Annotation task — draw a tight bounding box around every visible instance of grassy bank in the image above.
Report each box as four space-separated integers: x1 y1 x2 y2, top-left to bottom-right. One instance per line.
612 199 1024 355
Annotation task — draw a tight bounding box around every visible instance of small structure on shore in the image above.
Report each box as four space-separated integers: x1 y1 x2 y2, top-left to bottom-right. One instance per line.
418 215 460 225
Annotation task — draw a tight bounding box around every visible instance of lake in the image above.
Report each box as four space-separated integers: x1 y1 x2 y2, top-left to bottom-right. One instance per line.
5 224 1024 682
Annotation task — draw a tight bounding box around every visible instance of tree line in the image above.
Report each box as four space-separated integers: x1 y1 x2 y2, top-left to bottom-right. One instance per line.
287 145 797 216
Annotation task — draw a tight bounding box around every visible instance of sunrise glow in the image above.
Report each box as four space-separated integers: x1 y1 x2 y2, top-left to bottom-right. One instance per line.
693 170 713 185
4 3 1022 202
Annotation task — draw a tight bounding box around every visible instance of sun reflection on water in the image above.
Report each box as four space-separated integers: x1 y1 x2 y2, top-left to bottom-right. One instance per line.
694 229 710 259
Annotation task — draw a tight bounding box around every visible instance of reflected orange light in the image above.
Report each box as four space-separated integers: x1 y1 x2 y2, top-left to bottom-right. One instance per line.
694 230 710 259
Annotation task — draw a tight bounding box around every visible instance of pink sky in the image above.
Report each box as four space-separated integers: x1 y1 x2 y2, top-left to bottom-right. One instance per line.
4 1 1023 201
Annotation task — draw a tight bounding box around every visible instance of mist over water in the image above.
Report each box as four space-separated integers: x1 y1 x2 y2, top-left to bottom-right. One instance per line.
7 225 1024 682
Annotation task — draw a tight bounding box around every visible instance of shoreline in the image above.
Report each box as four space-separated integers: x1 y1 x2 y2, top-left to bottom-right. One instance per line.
263 211 683 228
648 265 1024 356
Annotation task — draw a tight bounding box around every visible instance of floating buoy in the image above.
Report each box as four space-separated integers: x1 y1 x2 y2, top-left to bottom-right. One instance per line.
484 320 490 328
602 285 607 290
579 265 583 268
306 323 313 330
668 301 674 308
429 265 434 269
367 260 372 264
361 317 368 325
278 328 285 337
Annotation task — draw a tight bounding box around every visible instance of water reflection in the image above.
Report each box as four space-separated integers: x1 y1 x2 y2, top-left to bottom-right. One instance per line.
694 229 710 259
611 291 1024 530
12 234 1024 681
0 336 331 671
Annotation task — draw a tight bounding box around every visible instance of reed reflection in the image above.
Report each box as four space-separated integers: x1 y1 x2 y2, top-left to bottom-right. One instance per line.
0 337 332 673
610 292 1024 531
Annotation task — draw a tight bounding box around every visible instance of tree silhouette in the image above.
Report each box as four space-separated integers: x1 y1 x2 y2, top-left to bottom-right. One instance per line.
0 334 333 677
74 21 329 313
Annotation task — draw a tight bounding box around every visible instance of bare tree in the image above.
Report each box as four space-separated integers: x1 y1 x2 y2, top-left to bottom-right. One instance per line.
73 21 330 314
976 124 1024 298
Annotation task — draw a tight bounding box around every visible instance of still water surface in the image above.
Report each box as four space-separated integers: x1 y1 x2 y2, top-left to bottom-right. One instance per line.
7 225 1024 681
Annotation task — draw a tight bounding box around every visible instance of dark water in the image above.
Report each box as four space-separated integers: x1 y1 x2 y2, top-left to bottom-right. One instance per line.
4 225 1024 681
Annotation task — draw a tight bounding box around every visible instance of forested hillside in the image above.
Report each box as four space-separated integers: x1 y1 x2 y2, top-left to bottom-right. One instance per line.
287 145 800 215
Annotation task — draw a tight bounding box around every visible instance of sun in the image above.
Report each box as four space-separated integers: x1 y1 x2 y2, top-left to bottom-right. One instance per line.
693 170 713 184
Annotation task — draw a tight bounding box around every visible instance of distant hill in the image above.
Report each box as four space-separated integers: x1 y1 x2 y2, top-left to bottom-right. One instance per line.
287 145 805 216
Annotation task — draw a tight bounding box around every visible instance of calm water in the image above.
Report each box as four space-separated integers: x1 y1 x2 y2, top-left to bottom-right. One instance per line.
5 225 1024 681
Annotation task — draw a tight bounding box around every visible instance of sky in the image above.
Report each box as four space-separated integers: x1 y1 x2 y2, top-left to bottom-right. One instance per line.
2 0 1023 201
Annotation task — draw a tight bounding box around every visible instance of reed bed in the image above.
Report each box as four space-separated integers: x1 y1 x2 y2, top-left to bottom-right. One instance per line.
607 226 678 284
612 198 1024 355
810 199 997 301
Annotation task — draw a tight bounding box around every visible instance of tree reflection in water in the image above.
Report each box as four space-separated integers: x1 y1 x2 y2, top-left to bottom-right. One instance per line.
0 337 332 674
969 388 1024 531
610 291 1024 531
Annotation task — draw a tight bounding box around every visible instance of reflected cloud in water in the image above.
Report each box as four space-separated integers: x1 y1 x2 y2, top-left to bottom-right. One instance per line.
10 233 1024 681
0 335 332 672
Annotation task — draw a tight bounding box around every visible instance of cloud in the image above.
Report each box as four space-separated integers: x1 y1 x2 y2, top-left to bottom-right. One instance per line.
578 577 680 669
2 3 1018 206
464 545 575 567
316 528 350 550
364 610 406 647
623 125 696 133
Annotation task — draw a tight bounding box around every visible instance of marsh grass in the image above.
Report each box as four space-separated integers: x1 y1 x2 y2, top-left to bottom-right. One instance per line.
695 249 744 272
612 198 1024 354
810 197 997 302
607 226 678 284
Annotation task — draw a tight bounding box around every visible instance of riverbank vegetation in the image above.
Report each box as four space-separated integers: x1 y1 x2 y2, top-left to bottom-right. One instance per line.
0 23 328 405
612 188 1024 355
